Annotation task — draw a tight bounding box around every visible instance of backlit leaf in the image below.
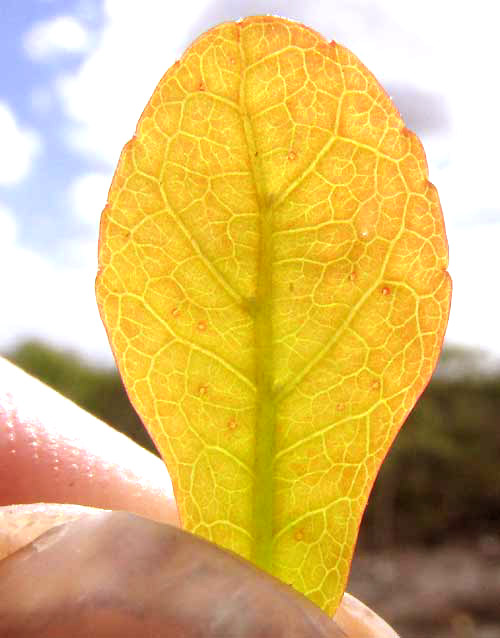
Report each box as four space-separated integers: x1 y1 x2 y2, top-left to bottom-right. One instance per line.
96 16 451 614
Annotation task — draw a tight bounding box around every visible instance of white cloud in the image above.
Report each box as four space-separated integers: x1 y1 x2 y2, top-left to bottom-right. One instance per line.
70 172 112 231
0 203 17 247
445 222 500 357
57 0 210 166
0 203 112 365
23 15 90 60
30 86 55 116
0 102 41 186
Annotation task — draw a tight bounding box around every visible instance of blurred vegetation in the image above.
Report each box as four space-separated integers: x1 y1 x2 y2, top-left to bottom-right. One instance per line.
362 364 500 547
4 339 500 548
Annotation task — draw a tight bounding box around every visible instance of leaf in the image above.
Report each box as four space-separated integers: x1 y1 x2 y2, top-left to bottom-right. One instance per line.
96 15 451 614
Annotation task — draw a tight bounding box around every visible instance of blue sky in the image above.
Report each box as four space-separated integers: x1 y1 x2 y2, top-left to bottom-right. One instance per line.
1 0 499 365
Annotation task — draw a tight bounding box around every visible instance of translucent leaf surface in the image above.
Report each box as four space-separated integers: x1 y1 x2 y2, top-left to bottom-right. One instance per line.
96 15 451 613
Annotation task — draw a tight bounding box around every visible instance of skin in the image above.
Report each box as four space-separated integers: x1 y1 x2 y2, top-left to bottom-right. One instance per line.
0 356 398 637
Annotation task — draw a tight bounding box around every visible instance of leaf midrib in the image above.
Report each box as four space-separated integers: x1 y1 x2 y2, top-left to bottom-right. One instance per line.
238 31 276 574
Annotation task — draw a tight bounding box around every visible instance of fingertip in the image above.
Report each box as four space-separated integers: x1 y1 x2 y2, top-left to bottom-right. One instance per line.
0 357 178 524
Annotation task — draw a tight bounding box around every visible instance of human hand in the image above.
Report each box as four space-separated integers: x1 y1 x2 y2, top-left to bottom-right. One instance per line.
0 356 398 637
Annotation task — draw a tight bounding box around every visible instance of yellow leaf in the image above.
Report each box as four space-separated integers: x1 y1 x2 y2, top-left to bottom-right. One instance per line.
96 16 451 614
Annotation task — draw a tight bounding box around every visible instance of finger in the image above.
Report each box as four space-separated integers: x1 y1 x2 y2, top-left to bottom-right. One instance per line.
0 504 104 560
0 358 398 636
0 511 346 638
0 357 177 524
334 593 399 637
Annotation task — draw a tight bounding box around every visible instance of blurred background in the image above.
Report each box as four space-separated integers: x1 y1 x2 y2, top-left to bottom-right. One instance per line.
1 1 499 636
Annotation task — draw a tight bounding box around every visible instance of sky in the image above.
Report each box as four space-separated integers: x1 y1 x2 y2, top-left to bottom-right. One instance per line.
0 0 499 367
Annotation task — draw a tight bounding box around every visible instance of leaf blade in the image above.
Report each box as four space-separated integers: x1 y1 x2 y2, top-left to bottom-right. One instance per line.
96 16 451 613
